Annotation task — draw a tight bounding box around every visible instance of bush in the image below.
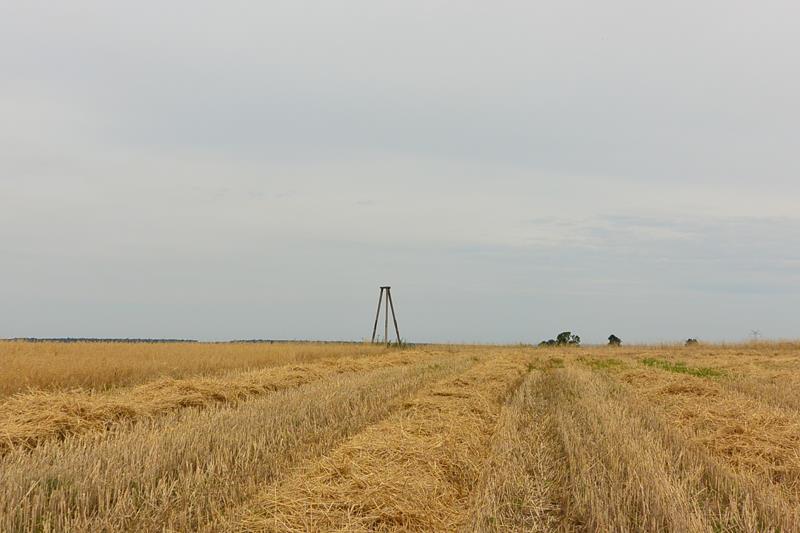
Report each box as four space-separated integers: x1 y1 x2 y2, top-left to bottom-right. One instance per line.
685 338 699 346
608 334 622 346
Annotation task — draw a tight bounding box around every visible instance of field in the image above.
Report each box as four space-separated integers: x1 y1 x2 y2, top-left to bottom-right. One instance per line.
1 341 800 532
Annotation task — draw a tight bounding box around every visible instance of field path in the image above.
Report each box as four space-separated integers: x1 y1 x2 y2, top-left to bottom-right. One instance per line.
463 369 564 532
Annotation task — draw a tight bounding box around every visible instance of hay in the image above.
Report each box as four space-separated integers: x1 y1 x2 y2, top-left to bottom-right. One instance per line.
1 358 472 532
5 343 800 531
233 356 528 532
463 370 564 532
0 351 442 455
0 340 393 397
620 366 800 500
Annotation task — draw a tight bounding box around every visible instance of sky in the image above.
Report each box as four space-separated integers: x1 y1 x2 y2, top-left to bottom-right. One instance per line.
1 1 799 344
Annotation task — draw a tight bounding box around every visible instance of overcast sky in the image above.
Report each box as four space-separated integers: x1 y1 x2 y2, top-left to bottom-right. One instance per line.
1 1 798 343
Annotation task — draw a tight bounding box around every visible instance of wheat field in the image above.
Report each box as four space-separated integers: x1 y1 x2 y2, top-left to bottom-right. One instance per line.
1 341 799 532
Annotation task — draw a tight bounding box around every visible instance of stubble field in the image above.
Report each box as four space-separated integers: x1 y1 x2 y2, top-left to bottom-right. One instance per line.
1 340 799 532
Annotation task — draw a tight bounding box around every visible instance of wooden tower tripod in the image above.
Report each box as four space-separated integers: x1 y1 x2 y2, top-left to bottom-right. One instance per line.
371 286 401 345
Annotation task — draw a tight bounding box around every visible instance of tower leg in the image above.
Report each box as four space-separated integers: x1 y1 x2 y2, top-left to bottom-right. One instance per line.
384 289 389 346
388 289 401 344
371 288 384 343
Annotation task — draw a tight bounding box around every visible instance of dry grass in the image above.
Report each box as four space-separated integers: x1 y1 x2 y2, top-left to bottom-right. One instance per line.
463 344 800 532
4 342 800 532
0 350 451 455
0 356 472 532
619 366 800 502
549 366 716 531
0 341 391 396
462 357 799 532
464 370 563 532
229 354 528 532
549 366 800 531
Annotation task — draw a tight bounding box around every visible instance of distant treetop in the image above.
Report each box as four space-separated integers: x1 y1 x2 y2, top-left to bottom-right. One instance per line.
539 331 581 347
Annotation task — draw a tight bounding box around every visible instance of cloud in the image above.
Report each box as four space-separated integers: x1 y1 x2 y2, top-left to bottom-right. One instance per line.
1 1 799 342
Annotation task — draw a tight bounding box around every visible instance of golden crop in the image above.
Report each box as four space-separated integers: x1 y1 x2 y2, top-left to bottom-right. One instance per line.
1 341 799 531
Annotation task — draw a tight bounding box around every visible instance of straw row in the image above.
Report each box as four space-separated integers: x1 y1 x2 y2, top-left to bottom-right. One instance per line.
0 350 447 455
229 355 529 532
0 340 392 396
0 358 473 532
618 365 800 502
463 369 563 532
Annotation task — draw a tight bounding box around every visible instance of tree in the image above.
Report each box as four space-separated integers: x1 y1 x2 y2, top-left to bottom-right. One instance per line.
556 331 581 346
539 331 580 347
608 334 622 346
685 338 699 346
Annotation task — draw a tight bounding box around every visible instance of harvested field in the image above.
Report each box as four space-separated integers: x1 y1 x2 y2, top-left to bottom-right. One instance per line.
0 341 392 396
1 357 472 532
229 355 527 532
0 350 450 455
619 367 800 502
2 341 800 532
464 370 563 532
